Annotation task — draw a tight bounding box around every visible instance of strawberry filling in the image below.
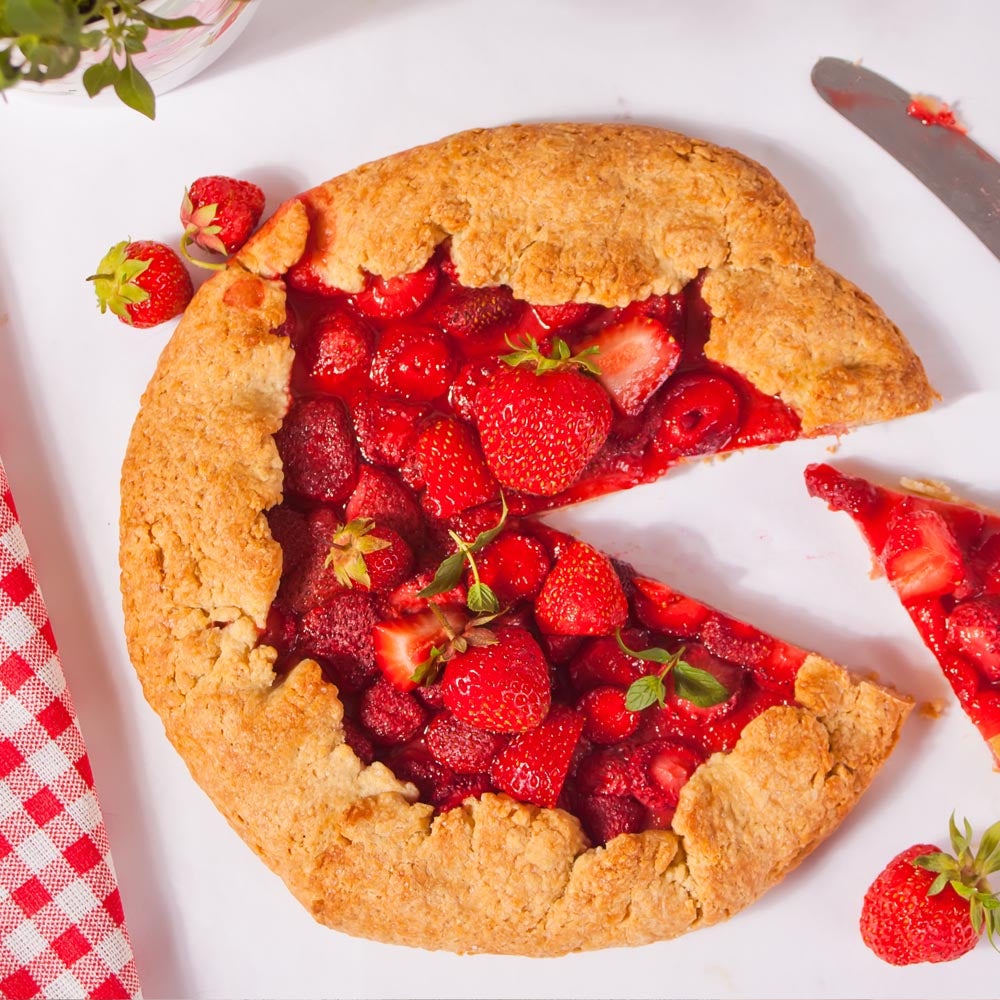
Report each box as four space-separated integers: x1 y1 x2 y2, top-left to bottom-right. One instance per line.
262 251 815 845
806 463 1000 752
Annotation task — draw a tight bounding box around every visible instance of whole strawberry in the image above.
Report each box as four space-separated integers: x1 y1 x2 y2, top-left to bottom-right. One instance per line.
180 174 265 261
441 625 551 733
860 815 1000 965
90 240 193 328
535 540 628 635
475 336 611 496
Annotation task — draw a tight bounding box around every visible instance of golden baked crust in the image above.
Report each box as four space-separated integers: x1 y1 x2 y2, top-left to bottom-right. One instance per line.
276 122 934 433
121 124 923 955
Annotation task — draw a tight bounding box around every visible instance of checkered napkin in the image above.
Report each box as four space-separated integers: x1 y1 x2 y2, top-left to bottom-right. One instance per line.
0 460 141 999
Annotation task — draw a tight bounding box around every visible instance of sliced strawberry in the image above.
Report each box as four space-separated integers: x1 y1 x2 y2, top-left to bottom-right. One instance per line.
489 706 585 809
946 597 1000 683
425 711 509 773
699 615 773 668
476 532 551 605
353 262 439 320
295 308 373 395
432 285 518 339
650 371 743 459
568 629 648 692
535 541 628 635
441 626 551 733
580 316 681 417
344 466 423 544
275 397 359 504
575 793 644 845
804 462 883 518
631 576 709 639
369 323 456 402
532 302 594 331
412 416 500 519
373 606 467 691
882 500 969 601
578 686 639 744
352 396 429 468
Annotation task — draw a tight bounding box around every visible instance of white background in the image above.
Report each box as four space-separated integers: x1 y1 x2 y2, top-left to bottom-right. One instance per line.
2 1 1000 996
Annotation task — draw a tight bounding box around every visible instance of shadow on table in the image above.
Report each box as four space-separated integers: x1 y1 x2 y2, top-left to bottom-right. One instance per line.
0 265 192 998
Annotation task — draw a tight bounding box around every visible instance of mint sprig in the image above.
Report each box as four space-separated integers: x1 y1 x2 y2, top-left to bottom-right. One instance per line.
616 630 729 711
418 493 508 607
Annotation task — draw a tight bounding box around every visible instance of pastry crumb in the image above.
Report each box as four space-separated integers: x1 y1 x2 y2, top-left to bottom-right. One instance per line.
919 699 946 719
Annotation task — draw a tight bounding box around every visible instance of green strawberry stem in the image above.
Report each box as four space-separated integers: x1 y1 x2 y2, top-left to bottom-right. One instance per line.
616 629 729 710
501 334 601 376
915 814 1000 950
179 228 227 271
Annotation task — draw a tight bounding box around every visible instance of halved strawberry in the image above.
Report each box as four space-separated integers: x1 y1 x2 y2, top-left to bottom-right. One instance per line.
353 262 439 320
441 626 551 733
411 416 500 519
650 371 743 459
535 541 628 635
373 606 468 691
631 576 709 638
882 500 970 601
489 706 585 808
580 316 681 417
627 739 703 810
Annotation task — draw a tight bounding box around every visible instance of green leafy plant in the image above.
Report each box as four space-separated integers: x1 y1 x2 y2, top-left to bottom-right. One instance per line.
0 0 204 117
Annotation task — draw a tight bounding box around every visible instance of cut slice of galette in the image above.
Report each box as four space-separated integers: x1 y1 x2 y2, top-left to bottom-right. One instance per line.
120 123 929 955
807 463 1000 766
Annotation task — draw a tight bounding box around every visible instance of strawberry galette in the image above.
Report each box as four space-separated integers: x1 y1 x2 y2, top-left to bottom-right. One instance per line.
807 464 1000 766
119 124 931 955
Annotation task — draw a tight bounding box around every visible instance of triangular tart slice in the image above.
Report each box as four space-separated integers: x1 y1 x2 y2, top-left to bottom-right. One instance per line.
806 462 1000 765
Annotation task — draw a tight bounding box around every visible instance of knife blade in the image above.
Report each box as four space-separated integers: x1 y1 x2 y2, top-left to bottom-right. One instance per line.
811 57 1000 262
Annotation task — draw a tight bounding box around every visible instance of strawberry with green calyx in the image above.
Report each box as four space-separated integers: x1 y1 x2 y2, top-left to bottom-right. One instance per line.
180 175 266 269
860 814 1000 965
89 239 193 328
419 494 509 616
475 335 612 496
409 602 500 688
324 517 412 594
616 630 730 711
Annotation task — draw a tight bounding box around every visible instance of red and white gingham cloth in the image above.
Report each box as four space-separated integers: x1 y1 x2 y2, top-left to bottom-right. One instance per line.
0 459 141 1000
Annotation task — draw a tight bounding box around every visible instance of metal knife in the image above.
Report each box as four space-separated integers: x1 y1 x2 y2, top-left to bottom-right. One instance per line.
811 57 1000 262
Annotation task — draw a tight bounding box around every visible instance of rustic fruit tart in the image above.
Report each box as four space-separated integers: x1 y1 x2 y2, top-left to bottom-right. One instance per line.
807 464 1000 766
120 124 930 955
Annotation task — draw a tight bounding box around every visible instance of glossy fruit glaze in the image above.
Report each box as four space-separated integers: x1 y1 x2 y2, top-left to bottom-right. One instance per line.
260 249 812 844
806 463 1000 755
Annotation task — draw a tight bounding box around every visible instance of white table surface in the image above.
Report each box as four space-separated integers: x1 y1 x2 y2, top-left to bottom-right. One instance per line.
2 1 999 996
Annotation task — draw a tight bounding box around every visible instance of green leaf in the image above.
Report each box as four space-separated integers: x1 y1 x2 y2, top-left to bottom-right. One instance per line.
411 645 445 687
6 0 68 36
913 851 960 875
418 550 466 600
625 674 666 712
673 661 730 707
950 880 975 902
81 54 117 96
467 582 499 616
122 22 148 53
949 812 973 860
112 54 154 118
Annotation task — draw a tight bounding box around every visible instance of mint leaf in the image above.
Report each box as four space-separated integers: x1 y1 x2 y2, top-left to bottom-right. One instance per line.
417 550 465 599
672 661 729 707
7 0 68 35
467 582 500 615
625 674 666 712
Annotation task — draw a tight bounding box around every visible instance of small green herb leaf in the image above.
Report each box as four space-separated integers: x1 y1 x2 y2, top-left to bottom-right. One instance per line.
113 54 154 118
467 581 500 616
624 673 666 712
6 0 68 36
672 661 730 707
82 54 118 97
131 9 203 31
614 629 676 666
